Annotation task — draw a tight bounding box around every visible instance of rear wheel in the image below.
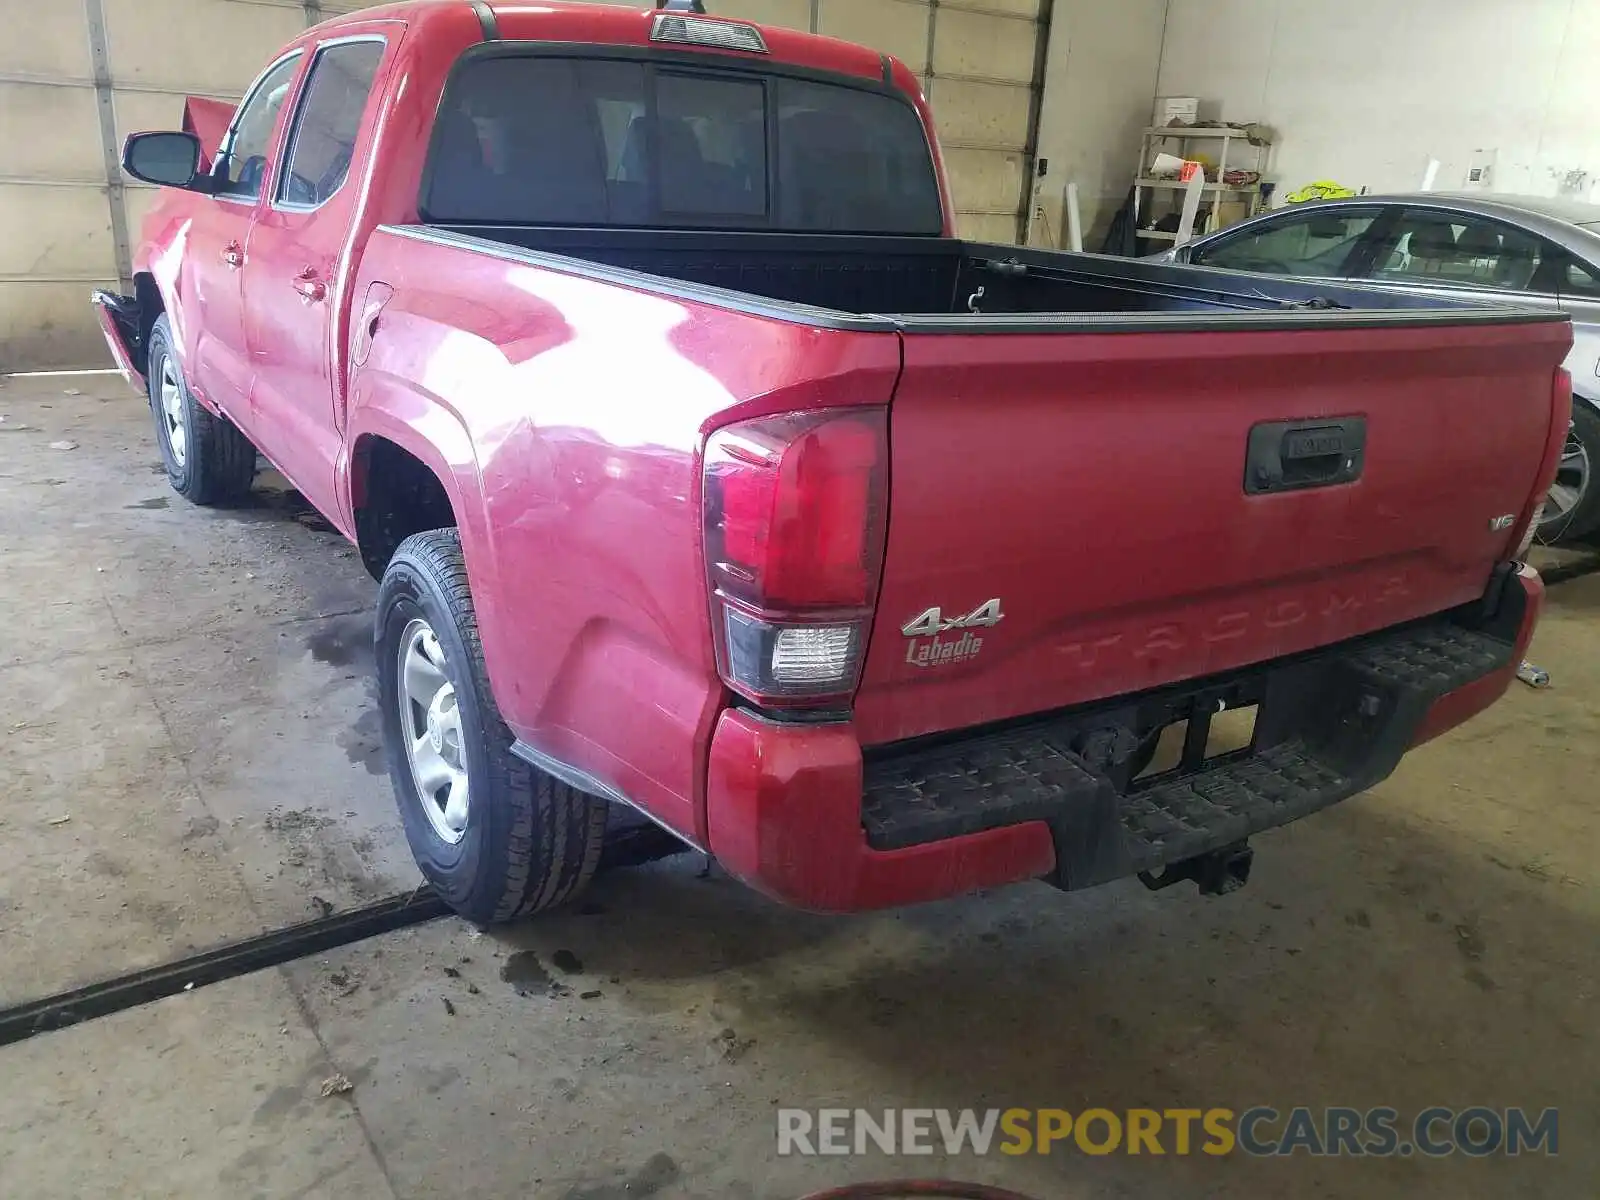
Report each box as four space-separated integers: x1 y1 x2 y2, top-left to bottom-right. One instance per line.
377 529 608 923
1538 402 1600 543
145 315 257 505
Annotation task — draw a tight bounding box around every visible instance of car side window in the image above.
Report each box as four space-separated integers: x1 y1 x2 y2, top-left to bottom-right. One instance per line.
1370 211 1548 292
1191 210 1379 276
1564 256 1600 299
276 40 386 208
216 53 303 200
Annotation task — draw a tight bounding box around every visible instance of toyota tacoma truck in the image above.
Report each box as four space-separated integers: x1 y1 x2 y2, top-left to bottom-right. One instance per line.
95 0 1569 924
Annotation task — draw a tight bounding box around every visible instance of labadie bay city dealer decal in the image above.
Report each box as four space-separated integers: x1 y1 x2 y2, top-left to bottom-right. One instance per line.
901 599 1004 668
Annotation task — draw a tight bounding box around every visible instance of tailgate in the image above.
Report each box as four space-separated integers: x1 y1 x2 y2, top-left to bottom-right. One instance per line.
854 317 1570 746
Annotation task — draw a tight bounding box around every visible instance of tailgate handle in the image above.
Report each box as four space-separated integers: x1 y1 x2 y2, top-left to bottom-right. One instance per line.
1245 418 1366 495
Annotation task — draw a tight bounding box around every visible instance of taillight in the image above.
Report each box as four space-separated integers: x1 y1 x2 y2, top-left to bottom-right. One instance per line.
703 409 888 708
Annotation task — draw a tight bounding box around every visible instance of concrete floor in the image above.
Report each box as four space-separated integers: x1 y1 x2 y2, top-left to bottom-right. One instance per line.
0 373 1594 1199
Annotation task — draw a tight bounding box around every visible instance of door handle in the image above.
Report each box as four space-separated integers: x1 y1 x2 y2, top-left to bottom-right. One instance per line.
1244 418 1368 495
221 242 244 269
293 268 327 303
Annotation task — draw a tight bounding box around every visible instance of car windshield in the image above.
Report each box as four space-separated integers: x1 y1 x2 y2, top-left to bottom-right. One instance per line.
422 54 945 235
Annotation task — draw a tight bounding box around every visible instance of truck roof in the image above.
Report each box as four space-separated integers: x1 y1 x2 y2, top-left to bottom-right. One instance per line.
311 1 899 89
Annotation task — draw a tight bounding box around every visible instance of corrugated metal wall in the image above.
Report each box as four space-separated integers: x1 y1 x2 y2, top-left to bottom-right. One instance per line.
802 0 1046 243
0 0 1045 370
1 0 123 372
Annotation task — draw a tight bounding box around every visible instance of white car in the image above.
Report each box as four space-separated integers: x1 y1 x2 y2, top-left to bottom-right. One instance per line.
1153 192 1600 543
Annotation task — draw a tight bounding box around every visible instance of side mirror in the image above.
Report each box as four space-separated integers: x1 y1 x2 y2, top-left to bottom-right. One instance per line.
122 131 212 192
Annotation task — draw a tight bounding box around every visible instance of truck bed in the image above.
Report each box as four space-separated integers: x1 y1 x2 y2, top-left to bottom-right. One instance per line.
416 224 1548 329
355 218 1570 769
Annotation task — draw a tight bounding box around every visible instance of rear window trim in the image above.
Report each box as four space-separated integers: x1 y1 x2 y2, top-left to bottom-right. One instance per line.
417 39 942 235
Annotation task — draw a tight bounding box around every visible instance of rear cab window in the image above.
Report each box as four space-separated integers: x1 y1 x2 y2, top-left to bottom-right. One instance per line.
420 51 943 234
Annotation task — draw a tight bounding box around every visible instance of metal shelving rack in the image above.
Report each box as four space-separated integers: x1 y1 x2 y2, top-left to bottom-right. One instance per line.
1134 126 1273 244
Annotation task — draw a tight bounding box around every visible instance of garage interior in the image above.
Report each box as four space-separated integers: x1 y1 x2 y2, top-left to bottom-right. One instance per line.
1 1 1598 1197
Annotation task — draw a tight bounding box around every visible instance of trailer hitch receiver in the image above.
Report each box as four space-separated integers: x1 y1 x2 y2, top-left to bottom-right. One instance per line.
1138 841 1253 896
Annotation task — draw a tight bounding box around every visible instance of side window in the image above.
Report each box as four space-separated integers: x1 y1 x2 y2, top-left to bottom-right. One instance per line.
217 54 303 200
277 40 386 208
1564 256 1600 299
1192 210 1378 276
1371 212 1547 292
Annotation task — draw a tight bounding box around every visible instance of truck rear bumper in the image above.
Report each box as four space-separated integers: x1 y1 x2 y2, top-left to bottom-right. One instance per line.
705 566 1542 913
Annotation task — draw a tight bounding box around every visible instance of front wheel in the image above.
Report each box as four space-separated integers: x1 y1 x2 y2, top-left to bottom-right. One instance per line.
145 315 257 505
376 529 607 924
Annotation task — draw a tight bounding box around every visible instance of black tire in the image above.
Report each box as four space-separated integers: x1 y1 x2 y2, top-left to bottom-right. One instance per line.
1537 400 1600 544
1563 401 1600 540
146 315 257 505
377 529 607 924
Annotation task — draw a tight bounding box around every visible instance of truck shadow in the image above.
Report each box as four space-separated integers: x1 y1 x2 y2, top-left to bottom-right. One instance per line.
220 464 341 534
496 796 1594 1192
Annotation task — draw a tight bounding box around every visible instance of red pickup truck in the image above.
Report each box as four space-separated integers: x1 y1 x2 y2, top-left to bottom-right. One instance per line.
96 0 1567 925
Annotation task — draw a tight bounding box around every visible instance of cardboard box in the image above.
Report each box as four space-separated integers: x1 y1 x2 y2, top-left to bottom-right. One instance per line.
1153 96 1200 128
1213 200 1254 230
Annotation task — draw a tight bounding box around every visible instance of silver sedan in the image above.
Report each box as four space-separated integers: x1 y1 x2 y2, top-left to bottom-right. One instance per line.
1153 192 1600 543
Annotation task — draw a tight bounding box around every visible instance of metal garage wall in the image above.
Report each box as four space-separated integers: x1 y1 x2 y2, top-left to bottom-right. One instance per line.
714 0 1048 243
1035 0 1168 249
0 0 1045 370
0 2 114 370
919 0 1046 244
0 0 385 371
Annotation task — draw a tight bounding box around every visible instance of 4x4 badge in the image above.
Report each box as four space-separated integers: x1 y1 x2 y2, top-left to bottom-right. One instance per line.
901 600 1004 669
902 600 1006 637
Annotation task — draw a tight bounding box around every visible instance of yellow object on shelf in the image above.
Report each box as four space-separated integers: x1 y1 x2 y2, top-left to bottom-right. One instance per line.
1284 181 1357 204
